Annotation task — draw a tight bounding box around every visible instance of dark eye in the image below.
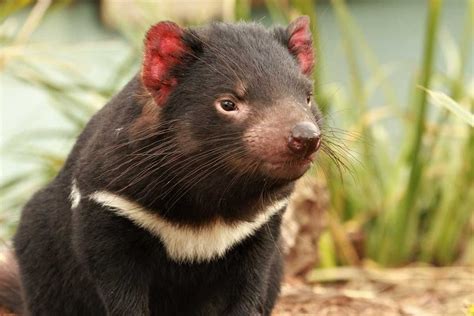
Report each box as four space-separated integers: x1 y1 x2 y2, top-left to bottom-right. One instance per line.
220 100 237 111
306 94 312 105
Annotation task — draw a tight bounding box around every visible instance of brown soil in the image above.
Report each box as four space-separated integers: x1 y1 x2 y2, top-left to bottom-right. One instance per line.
274 266 474 316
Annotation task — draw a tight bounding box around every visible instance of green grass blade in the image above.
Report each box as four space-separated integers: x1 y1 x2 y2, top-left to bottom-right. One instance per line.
376 0 444 265
425 88 473 126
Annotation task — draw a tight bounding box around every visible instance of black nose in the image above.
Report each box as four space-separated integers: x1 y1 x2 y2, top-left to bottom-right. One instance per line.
287 122 321 157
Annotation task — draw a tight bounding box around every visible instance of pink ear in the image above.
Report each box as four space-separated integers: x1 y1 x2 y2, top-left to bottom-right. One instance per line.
142 21 188 105
287 16 314 76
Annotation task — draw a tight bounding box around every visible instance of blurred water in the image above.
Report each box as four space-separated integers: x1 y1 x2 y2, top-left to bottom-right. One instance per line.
0 0 470 181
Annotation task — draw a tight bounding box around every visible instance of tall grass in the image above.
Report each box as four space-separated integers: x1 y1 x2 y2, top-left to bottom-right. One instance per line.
1 0 472 267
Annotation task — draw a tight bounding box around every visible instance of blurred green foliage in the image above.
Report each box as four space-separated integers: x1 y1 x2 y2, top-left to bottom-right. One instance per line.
0 0 32 20
0 0 472 268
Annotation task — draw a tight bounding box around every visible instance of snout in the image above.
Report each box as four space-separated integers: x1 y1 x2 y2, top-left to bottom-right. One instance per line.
242 115 322 180
287 121 321 158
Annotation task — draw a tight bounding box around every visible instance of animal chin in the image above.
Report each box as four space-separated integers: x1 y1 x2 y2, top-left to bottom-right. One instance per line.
260 157 313 181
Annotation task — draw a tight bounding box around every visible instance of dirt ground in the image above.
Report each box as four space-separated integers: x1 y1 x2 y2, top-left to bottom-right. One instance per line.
274 266 474 316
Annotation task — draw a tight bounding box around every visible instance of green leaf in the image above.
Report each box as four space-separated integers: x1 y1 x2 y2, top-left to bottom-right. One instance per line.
425 88 474 126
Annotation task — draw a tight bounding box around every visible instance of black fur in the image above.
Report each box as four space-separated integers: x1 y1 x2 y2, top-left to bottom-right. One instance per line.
10 19 320 315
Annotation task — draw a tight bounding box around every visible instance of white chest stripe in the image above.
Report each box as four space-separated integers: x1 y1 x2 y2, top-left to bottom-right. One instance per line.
88 190 287 263
70 180 81 209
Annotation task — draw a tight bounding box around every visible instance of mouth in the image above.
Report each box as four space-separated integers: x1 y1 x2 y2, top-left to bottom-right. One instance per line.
262 156 315 180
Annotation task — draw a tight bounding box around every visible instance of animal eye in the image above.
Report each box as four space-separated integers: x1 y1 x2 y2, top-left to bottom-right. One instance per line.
220 100 237 111
306 93 312 105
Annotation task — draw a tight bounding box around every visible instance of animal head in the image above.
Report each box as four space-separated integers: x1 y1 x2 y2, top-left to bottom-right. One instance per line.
137 17 321 184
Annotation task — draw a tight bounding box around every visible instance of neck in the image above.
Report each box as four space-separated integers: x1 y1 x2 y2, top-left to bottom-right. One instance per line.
119 166 295 226
97 126 295 226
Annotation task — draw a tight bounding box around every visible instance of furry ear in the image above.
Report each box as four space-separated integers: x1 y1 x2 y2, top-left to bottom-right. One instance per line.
141 21 189 106
273 16 314 76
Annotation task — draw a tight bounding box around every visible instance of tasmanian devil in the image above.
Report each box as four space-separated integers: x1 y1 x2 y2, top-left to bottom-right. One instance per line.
1 16 322 315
